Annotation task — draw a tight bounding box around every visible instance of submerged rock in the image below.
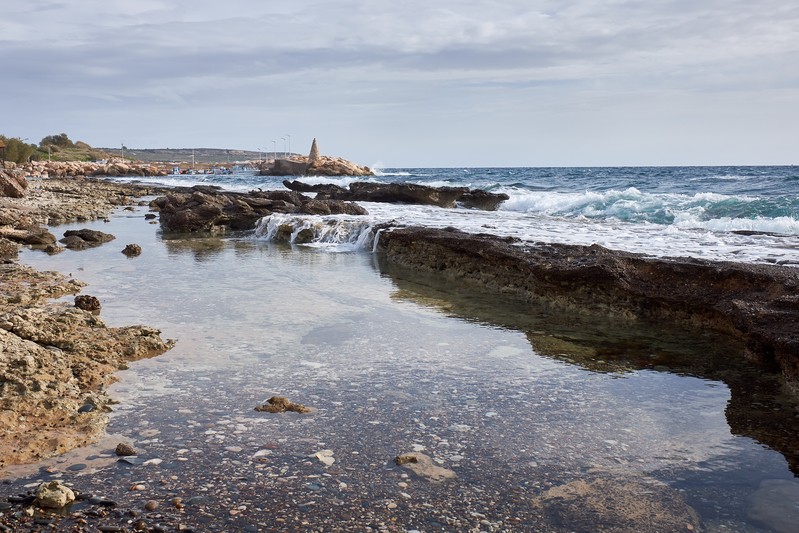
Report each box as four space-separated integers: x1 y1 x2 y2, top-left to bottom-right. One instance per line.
254 396 310 414
746 479 799 533
532 475 701 532
394 452 457 483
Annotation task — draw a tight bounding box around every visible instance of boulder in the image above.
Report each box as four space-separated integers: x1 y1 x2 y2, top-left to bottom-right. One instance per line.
59 229 115 250
63 229 115 244
459 189 510 211
283 180 346 194
0 169 28 198
74 295 101 312
122 243 142 257
152 186 366 233
299 199 369 216
0 225 57 246
35 480 75 509
0 237 19 260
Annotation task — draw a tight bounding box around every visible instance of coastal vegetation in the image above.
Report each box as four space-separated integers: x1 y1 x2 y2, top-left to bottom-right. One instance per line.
0 133 112 164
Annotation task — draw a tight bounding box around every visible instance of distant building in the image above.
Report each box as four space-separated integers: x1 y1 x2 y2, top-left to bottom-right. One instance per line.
0 139 6 161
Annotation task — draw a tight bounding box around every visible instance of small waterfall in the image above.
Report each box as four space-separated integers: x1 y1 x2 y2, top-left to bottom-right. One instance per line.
254 214 383 251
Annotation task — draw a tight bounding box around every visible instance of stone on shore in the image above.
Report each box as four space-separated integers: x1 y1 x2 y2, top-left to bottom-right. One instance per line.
0 167 28 198
35 480 76 509
75 294 102 312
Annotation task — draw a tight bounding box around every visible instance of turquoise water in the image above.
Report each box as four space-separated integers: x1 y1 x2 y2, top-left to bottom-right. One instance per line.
6 204 798 532
110 166 799 265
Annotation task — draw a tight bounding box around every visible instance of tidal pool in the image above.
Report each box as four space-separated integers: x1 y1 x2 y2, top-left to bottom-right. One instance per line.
5 206 799 532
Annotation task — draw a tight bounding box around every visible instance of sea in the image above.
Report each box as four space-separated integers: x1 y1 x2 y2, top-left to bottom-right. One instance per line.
113 165 799 265
7 165 799 531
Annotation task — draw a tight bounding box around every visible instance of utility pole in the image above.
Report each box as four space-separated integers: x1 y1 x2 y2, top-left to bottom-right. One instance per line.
286 134 291 158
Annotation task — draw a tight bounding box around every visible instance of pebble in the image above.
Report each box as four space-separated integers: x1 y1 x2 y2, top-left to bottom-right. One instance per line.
130 484 146 491
144 500 159 511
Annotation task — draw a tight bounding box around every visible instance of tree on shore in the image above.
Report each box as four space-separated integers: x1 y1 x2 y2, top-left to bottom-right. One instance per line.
39 133 75 149
0 135 37 164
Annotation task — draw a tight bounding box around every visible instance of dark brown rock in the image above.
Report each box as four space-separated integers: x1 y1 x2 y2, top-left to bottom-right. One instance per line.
115 442 137 456
152 186 367 233
376 226 799 382
0 224 57 246
60 229 115 250
459 189 510 210
308 181 508 210
254 396 310 413
282 180 345 194
0 237 19 260
122 243 142 257
0 169 28 198
299 199 369 216
319 182 468 208
74 294 101 312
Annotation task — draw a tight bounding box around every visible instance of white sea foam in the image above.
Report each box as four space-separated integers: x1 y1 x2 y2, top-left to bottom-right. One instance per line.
250 202 799 265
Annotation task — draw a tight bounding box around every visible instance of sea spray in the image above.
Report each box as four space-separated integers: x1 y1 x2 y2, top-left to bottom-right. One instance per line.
254 213 378 251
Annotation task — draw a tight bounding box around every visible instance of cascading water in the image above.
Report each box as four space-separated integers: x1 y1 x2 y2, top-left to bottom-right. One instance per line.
254 213 383 251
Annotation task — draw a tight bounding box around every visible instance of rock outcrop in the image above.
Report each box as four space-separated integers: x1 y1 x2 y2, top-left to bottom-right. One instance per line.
260 138 373 177
0 166 28 198
0 263 174 467
152 186 368 233
375 226 799 382
284 180 509 210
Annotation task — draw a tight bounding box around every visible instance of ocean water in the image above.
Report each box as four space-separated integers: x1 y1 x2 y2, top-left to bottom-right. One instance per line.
113 165 799 265
5 169 799 530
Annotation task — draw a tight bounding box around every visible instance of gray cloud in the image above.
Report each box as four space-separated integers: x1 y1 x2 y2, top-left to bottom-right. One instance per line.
3 0 798 165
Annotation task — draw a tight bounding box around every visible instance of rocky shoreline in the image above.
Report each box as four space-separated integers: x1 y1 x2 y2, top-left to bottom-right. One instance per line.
1 170 799 531
376 226 799 385
0 172 175 468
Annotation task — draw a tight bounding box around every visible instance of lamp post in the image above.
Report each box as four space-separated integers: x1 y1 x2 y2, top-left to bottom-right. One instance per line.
121 141 124 160
285 134 291 159
272 140 277 161
281 137 286 158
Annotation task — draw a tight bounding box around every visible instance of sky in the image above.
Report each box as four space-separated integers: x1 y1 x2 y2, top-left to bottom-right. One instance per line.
2 1 798 167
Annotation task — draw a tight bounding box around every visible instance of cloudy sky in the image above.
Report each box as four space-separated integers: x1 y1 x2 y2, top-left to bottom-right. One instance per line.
2 1 797 167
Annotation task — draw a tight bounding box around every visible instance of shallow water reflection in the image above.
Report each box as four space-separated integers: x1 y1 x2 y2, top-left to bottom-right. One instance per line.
5 208 799 532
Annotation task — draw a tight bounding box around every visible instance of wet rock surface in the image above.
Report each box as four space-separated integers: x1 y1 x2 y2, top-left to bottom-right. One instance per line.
0 179 175 468
376 226 799 383
254 396 310 414
121 243 142 257
151 186 367 233
60 229 116 250
285 179 510 210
